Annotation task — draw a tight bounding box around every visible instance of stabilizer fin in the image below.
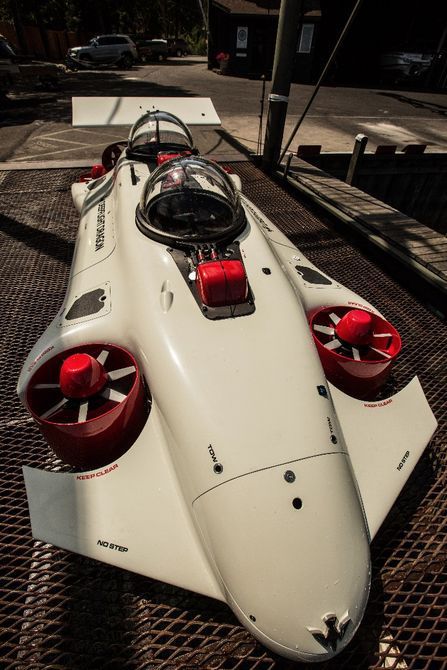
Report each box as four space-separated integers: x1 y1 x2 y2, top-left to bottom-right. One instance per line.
23 406 223 601
330 377 437 540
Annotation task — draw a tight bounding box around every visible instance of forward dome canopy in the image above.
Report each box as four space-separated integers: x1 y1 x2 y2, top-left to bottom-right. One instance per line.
127 110 194 160
136 156 245 245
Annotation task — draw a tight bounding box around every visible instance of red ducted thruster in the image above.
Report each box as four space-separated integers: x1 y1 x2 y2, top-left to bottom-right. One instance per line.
310 306 401 398
26 343 149 469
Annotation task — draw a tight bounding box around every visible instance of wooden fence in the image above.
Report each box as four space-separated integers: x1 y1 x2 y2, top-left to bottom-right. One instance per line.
296 148 447 235
0 20 89 60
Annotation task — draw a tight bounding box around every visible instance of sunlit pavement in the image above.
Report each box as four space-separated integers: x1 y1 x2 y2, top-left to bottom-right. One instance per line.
1 56 446 163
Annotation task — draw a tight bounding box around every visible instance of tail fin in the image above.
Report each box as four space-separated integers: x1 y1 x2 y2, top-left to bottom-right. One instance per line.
72 96 221 127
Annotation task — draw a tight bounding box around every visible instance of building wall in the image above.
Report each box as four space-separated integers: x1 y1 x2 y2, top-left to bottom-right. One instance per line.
209 0 447 88
209 4 318 81
209 8 278 77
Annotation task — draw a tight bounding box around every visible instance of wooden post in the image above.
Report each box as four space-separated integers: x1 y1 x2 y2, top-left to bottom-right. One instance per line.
283 152 293 178
346 133 368 186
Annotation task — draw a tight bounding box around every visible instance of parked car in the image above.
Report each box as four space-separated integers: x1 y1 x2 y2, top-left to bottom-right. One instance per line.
167 38 191 57
0 35 15 59
134 39 168 62
1 34 63 97
67 34 138 69
380 50 435 83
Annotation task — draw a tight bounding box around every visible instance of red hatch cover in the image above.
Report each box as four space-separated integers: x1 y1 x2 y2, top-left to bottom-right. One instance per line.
196 260 248 307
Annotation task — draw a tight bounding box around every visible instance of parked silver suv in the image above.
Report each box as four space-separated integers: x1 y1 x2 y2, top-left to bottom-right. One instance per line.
67 34 138 69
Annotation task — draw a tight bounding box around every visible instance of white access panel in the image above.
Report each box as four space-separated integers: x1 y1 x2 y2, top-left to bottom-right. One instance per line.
72 96 221 126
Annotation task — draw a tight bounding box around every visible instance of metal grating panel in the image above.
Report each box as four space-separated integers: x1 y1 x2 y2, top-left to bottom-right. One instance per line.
0 165 445 669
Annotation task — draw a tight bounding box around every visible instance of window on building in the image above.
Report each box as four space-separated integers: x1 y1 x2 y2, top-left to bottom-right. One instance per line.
298 24 314 53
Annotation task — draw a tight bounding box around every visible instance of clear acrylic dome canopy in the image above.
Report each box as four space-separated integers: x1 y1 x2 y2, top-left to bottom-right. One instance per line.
127 110 194 159
136 156 245 245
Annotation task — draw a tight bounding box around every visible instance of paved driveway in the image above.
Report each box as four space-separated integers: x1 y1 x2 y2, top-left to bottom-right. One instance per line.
1 56 446 163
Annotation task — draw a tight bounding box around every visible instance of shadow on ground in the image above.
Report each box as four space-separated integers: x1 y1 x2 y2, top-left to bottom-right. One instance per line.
378 91 447 117
150 57 205 67
0 70 196 127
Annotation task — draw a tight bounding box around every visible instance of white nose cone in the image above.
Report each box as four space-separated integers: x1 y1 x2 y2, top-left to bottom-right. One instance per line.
193 454 371 661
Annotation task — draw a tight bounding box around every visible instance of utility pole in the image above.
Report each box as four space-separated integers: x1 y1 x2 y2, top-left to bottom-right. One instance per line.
197 0 211 70
262 0 303 171
279 0 364 164
197 0 207 31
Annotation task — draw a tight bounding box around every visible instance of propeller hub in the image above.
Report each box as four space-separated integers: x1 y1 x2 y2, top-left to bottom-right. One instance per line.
335 309 373 346
60 353 107 399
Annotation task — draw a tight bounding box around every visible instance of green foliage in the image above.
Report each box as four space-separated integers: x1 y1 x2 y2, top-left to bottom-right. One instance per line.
187 25 207 56
1 0 203 35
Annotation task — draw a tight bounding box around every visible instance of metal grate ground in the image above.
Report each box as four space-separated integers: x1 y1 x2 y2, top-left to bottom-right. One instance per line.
0 165 445 670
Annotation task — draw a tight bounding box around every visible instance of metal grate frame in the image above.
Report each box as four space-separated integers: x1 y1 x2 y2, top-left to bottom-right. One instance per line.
0 165 445 669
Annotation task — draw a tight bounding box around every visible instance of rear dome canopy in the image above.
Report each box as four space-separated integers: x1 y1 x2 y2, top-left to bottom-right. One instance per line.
136 156 245 245
127 110 194 160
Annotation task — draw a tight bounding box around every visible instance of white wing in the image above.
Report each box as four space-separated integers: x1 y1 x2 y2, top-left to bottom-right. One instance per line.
23 405 223 601
330 376 437 541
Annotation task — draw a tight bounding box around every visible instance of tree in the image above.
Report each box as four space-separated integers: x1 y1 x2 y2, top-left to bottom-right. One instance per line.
0 0 203 38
